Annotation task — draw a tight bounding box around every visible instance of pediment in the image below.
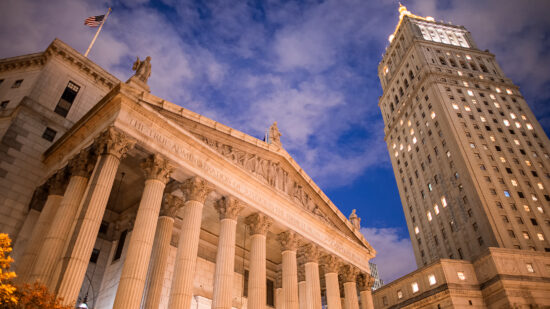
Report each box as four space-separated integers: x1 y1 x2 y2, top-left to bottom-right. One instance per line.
145 101 371 249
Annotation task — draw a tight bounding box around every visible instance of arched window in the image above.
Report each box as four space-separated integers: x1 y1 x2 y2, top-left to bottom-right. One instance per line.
439 57 447 65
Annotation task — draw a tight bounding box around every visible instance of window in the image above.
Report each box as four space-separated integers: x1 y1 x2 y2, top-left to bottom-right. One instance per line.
113 230 128 261
523 231 530 239
537 233 545 241
415 226 420 234
54 81 80 117
524 205 530 212
457 272 466 280
428 274 436 285
411 282 419 293
11 79 23 88
0 100 9 109
90 248 100 263
504 190 510 198
397 290 403 299
41 127 57 142
526 263 535 273
508 230 516 238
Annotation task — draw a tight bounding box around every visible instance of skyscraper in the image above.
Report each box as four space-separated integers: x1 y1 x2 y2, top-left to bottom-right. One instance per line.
378 5 550 268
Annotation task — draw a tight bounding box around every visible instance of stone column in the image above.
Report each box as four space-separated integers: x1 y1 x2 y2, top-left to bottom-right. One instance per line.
212 196 244 309
246 213 272 309
357 273 375 309
143 194 182 309
275 272 284 309
298 268 306 309
29 150 95 288
114 154 173 309
301 244 321 309
56 127 135 305
322 255 341 309
341 265 359 309
278 231 300 309
168 177 212 309
17 171 68 283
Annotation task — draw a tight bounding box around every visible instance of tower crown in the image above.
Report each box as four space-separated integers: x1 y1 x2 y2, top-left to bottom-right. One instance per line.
389 4 435 42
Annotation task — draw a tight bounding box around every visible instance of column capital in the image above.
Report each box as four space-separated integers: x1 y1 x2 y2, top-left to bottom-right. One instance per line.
215 196 244 220
68 149 96 178
278 231 300 252
95 126 136 159
141 154 173 183
322 254 341 274
47 169 69 195
299 243 320 263
357 273 375 291
246 212 272 235
161 194 184 218
181 176 212 204
340 265 360 283
297 267 305 282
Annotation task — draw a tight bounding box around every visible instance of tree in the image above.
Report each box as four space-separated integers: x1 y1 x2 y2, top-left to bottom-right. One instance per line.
0 233 17 307
0 234 72 309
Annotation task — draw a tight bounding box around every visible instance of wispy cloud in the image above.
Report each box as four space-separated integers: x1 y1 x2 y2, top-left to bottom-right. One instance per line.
361 227 417 283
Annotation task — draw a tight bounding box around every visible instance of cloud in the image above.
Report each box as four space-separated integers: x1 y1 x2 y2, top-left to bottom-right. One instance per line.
361 227 417 283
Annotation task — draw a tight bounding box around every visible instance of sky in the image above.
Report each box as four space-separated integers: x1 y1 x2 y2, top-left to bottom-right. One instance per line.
1 0 550 283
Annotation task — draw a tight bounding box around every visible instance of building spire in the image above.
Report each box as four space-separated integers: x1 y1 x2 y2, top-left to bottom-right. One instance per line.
388 4 435 43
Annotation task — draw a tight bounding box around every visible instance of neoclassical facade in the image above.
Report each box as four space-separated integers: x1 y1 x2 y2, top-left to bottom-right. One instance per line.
0 39 376 309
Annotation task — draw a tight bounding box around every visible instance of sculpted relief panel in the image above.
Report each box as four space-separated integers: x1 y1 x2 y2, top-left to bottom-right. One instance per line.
193 134 336 228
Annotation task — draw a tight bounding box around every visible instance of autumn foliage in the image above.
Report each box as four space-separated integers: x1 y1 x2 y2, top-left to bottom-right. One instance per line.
0 233 72 309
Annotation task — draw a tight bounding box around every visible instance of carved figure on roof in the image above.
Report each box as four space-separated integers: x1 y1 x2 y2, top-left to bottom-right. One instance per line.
349 209 361 230
269 121 282 146
132 56 152 83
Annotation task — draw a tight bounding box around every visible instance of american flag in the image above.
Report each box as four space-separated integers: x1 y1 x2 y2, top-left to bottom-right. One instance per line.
84 15 105 27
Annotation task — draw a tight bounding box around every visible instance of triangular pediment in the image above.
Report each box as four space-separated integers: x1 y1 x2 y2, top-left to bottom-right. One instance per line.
139 96 372 251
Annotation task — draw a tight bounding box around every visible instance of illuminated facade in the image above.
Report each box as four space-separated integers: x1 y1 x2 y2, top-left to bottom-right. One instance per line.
372 5 550 308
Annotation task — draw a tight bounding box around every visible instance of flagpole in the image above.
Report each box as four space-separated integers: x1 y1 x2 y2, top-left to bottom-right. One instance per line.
84 7 111 57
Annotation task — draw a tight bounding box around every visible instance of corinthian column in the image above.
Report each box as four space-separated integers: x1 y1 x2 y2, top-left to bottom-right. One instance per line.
322 255 341 309
56 127 135 305
341 265 359 309
114 154 173 309
357 273 375 309
246 213 272 309
30 149 95 288
168 177 212 309
301 244 321 309
17 170 68 283
298 268 306 309
143 194 182 309
278 231 300 309
275 271 284 309
212 196 244 309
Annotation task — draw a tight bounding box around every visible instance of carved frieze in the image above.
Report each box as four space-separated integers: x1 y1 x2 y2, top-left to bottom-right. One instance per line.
193 134 335 227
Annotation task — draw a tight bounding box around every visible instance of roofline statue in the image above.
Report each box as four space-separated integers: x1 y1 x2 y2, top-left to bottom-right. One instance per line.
126 56 152 92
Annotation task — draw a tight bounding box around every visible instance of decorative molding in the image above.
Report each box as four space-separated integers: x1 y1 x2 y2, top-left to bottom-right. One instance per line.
180 176 212 204
341 264 359 283
68 148 96 178
245 212 272 235
141 154 173 183
215 196 244 220
95 126 136 159
322 254 341 274
161 194 183 218
47 169 69 196
278 231 300 252
357 273 375 291
193 134 335 228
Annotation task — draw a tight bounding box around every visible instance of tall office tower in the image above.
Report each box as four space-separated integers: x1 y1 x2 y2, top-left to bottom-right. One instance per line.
378 5 550 267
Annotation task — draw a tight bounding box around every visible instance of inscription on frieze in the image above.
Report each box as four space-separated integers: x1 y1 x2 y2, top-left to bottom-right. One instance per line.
128 118 369 269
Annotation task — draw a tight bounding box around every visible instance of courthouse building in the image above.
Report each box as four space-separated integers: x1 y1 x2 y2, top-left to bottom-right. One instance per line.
0 39 376 308
374 5 550 308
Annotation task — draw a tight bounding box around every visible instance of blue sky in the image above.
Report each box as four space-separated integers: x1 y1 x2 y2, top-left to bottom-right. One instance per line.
1 0 550 283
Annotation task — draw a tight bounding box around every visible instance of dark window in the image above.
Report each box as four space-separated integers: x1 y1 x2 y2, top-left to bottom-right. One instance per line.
0 100 9 109
531 218 538 226
41 127 57 142
458 248 464 259
267 279 274 306
90 248 100 263
113 230 128 261
11 79 23 88
99 220 109 234
244 270 249 297
54 81 80 117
